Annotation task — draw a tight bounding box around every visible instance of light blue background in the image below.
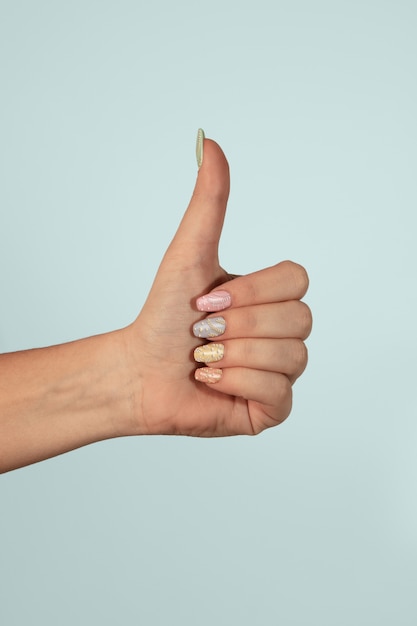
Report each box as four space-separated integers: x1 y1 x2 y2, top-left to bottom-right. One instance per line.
1 1 416 624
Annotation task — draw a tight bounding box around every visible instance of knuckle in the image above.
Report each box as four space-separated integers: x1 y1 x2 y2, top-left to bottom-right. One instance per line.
241 307 258 333
282 260 309 297
292 339 308 375
297 301 313 339
250 374 293 435
241 276 258 303
275 373 292 405
241 338 253 362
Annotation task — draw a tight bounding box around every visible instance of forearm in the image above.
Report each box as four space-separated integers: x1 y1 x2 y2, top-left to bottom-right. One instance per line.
0 330 135 472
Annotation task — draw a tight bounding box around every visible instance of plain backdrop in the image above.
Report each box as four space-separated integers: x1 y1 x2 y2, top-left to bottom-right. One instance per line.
1 1 416 624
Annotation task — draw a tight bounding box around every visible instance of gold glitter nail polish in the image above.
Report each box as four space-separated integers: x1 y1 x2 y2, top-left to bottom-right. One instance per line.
194 343 224 363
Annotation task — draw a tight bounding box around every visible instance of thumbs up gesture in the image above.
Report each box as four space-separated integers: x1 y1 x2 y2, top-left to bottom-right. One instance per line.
0 130 311 472
125 131 311 437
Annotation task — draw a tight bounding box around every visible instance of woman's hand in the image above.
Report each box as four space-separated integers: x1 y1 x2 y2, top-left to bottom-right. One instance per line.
0 132 311 472
124 134 311 437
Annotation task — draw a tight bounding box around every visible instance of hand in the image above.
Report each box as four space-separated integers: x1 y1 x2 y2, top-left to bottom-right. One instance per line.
0 132 311 472
123 134 311 437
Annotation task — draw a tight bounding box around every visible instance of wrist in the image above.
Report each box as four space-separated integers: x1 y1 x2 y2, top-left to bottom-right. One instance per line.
116 323 148 437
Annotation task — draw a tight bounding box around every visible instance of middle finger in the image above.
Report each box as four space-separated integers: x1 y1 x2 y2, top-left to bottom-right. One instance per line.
193 301 312 341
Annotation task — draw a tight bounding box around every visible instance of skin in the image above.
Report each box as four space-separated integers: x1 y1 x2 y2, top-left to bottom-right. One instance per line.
0 138 311 473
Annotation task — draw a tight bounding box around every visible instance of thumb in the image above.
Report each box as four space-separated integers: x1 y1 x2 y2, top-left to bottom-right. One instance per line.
169 130 230 256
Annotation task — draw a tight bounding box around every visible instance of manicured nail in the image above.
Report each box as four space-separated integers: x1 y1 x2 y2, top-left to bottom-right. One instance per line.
196 290 231 312
194 343 224 363
196 128 205 169
193 316 226 339
195 367 222 384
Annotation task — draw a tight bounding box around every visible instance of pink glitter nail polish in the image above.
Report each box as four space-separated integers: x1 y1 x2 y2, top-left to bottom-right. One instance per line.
194 367 223 383
196 290 231 312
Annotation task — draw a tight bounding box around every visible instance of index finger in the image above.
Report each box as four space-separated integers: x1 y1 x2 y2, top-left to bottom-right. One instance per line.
196 261 309 311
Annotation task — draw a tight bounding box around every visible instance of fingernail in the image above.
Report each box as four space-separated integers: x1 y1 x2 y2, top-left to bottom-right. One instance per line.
193 316 226 339
196 128 205 169
195 367 222 384
194 343 224 363
196 290 231 312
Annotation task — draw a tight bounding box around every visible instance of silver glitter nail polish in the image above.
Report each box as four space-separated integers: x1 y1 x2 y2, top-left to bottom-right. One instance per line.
192 316 226 339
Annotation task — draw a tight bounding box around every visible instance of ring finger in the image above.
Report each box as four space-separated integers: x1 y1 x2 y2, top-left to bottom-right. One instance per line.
193 337 308 381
